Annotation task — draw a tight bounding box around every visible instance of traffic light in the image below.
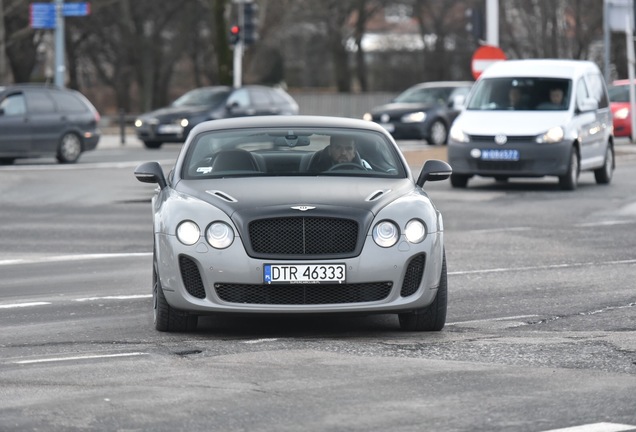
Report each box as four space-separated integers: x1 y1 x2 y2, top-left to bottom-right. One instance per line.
243 2 259 45
229 24 241 46
465 7 484 41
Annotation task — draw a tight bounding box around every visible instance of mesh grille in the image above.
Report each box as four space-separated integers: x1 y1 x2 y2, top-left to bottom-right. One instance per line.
215 282 392 305
179 255 206 299
401 254 425 297
249 217 358 255
470 135 536 143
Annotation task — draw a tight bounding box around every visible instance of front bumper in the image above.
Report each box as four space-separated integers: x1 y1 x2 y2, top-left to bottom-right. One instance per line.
155 231 445 315
447 138 572 177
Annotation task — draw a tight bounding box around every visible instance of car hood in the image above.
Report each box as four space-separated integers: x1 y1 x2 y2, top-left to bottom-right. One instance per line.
455 110 573 135
175 177 416 217
371 102 436 115
139 105 215 121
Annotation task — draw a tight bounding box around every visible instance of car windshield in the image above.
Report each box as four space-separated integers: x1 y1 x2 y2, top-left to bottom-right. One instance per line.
466 77 572 111
181 127 406 180
608 84 629 102
394 86 456 104
172 88 230 108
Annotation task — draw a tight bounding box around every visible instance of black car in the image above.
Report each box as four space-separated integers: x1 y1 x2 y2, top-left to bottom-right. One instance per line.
0 84 101 164
363 81 473 145
134 85 299 149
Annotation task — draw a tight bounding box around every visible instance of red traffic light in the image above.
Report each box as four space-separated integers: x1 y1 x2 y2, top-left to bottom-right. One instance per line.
230 25 240 35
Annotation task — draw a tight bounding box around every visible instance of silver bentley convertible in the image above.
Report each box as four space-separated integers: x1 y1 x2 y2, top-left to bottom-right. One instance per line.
134 115 452 332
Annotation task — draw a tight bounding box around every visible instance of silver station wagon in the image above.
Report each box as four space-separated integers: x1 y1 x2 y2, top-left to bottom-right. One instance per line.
135 116 452 332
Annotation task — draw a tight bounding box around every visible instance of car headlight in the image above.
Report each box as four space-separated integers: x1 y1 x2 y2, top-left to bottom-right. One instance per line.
401 111 426 123
449 123 469 143
404 219 427 244
206 222 235 249
536 126 564 144
180 118 189 128
615 107 629 120
362 112 373 121
373 220 400 248
176 221 200 246
134 119 143 128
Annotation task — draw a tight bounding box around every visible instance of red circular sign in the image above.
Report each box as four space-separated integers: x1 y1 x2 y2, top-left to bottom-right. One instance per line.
471 45 507 80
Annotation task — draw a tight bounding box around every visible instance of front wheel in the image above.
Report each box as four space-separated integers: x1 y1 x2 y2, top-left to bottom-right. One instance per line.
56 133 82 163
450 174 469 188
144 140 163 149
594 145 614 184
153 259 198 332
427 120 448 146
558 147 579 191
398 253 447 331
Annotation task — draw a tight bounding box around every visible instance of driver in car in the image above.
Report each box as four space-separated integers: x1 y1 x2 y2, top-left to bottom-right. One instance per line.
308 135 371 171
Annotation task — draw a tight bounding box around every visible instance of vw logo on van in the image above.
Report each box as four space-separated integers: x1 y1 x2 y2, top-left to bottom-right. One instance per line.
494 134 508 145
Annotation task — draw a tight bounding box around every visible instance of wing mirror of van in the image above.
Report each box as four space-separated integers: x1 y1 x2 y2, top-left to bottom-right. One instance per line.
450 94 466 110
577 97 598 113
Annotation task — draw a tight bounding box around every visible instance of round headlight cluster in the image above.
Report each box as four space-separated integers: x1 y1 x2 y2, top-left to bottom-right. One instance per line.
176 220 235 249
372 219 428 247
373 221 400 248
176 221 200 246
206 222 235 249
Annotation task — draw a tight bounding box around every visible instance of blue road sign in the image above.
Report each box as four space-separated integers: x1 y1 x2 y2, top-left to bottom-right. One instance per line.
30 2 90 28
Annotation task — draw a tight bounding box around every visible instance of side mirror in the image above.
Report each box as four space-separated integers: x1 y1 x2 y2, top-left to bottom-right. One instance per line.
134 161 167 190
450 94 466 109
577 97 598 113
416 159 452 187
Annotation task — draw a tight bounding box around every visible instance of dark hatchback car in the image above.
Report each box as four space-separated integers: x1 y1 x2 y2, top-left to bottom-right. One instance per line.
363 81 473 145
0 84 101 164
134 85 299 149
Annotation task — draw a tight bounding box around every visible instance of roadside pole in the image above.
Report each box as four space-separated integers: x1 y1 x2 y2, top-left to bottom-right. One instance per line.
485 0 499 47
626 15 636 143
232 0 245 88
54 0 65 88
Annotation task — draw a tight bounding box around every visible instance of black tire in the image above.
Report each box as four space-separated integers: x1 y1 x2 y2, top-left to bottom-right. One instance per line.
494 176 509 183
144 141 163 149
427 120 448 146
153 259 198 332
558 147 579 191
594 145 614 185
398 253 448 332
56 132 82 163
0 158 16 165
450 173 469 188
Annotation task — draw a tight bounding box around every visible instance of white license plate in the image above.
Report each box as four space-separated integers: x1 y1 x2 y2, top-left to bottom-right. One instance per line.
481 149 520 161
263 264 346 284
157 124 183 134
379 123 395 132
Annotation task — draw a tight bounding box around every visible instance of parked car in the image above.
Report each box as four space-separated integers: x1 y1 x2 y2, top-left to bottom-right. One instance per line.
608 79 633 139
134 85 299 149
362 81 473 145
134 115 452 332
0 83 101 164
448 59 614 190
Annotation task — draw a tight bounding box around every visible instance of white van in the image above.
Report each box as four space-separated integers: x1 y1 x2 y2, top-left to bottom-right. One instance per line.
447 59 614 190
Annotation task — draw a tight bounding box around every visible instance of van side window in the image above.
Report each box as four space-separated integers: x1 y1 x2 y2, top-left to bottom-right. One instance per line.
0 93 26 115
575 80 589 108
586 73 609 108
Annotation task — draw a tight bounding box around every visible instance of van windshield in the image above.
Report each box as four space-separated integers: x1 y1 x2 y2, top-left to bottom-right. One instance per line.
466 77 572 111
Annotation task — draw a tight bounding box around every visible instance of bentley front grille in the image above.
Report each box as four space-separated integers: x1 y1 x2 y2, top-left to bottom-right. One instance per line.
248 217 358 255
215 282 392 305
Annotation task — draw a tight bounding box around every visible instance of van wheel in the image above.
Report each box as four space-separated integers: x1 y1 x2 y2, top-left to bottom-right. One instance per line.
56 133 82 163
559 148 579 191
450 174 469 188
594 145 614 184
0 158 15 165
144 141 162 149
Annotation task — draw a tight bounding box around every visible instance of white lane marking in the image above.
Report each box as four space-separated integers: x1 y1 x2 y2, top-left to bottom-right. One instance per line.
540 422 636 432
449 259 636 276
74 295 151 302
446 315 539 326
0 302 52 309
465 227 532 234
241 338 279 344
1 159 175 171
575 220 635 227
0 252 152 266
13 352 149 365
